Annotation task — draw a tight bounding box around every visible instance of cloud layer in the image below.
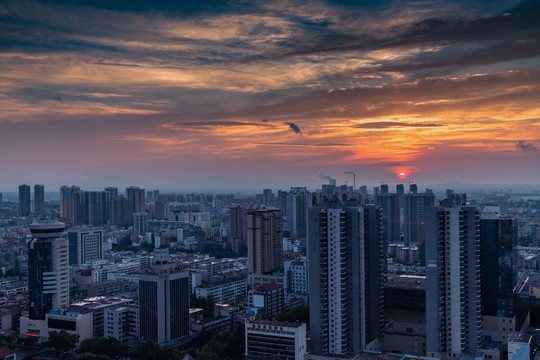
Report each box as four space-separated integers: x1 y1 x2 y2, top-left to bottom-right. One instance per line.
1 0 539 190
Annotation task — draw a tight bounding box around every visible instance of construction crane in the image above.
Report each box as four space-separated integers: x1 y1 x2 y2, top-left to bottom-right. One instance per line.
344 171 356 190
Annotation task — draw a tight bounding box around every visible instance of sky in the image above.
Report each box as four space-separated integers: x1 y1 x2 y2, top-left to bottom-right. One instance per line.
1 0 540 192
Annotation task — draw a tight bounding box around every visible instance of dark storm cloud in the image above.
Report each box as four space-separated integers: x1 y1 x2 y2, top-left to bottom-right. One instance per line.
515 140 539 152
256 142 348 147
356 121 441 129
170 120 272 129
216 68 540 122
284 122 302 134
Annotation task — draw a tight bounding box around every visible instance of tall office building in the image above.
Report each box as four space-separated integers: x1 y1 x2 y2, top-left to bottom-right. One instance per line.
133 212 146 234
308 204 385 356
68 227 104 265
154 200 169 220
377 193 401 244
27 220 69 319
263 188 275 206
34 184 45 215
286 187 309 238
104 187 118 223
19 184 31 217
404 191 435 244
425 206 482 359
111 195 131 226
126 186 145 215
138 271 189 344
73 191 108 226
480 217 517 317
230 205 249 247
60 185 80 223
247 209 283 277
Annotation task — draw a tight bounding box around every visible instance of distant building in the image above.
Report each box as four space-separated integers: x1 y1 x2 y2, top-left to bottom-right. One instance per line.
18 184 30 217
229 205 249 247
285 187 309 238
133 212 146 235
377 193 401 244
247 209 283 284
73 191 108 226
404 191 435 245
111 195 131 226
60 185 80 223
245 319 307 360
195 277 247 305
34 184 44 215
68 227 104 265
138 271 189 344
126 186 145 228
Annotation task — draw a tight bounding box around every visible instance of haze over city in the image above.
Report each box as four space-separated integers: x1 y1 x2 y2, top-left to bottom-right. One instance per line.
1 0 539 191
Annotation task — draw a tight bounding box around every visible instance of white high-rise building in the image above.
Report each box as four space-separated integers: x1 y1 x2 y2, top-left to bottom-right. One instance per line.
20 220 71 341
28 220 70 318
426 206 482 359
308 205 385 356
68 227 104 265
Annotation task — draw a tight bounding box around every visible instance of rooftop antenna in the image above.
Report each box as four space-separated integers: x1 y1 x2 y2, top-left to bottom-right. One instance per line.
344 171 356 190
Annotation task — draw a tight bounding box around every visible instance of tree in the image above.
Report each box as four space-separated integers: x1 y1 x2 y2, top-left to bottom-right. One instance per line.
195 330 242 360
189 294 215 318
129 340 181 360
274 304 309 327
80 336 128 358
44 330 79 353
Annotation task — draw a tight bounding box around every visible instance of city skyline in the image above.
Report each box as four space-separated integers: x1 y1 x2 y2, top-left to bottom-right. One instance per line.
1 0 539 190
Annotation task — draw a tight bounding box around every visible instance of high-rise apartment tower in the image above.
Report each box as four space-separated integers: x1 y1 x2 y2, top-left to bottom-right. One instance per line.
308 204 385 356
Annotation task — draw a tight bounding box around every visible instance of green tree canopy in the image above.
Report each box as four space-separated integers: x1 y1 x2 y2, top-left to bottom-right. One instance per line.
129 340 182 360
80 336 128 358
44 330 79 353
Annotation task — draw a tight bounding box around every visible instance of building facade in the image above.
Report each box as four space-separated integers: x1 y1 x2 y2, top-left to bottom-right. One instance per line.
247 209 283 278
138 271 189 344
425 206 482 359
27 220 69 320
245 319 307 360
34 184 45 215
18 184 31 217
68 227 104 265
308 204 385 356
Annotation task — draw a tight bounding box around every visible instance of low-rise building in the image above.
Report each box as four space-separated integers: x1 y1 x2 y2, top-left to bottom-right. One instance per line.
20 310 93 344
104 305 139 343
195 277 247 305
245 319 306 360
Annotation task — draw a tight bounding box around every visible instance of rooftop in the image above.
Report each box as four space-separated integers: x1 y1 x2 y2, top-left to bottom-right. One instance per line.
385 274 426 290
246 319 305 328
255 282 282 292
508 332 532 343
